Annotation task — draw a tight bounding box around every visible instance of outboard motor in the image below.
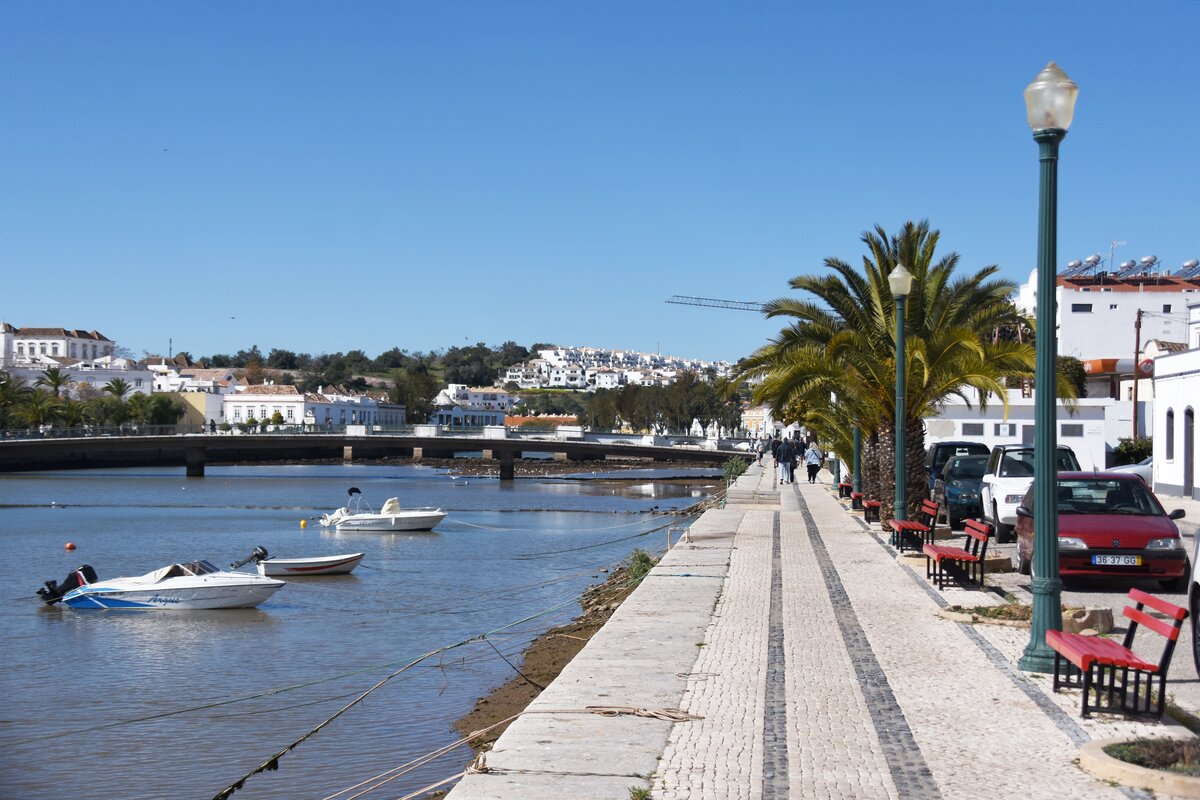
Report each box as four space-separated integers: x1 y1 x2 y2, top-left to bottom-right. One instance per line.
229 546 269 570
37 565 98 605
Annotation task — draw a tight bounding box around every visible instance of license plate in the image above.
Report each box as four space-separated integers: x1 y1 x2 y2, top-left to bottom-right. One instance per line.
1092 554 1142 566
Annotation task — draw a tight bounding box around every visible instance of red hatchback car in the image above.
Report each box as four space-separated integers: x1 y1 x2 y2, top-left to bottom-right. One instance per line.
1014 472 1189 589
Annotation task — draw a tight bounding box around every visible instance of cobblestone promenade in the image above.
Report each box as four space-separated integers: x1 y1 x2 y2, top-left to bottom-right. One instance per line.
447 463 1191 800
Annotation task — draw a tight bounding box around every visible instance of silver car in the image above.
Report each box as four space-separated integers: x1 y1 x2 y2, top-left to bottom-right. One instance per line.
1106 456 1153 485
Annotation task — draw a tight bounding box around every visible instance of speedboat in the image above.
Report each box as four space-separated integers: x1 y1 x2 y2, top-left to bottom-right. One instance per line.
320 487 446 532
36 548 285 610
255 552 364 577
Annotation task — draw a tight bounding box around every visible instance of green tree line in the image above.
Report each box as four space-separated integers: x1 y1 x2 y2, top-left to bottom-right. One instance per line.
0 368 186 431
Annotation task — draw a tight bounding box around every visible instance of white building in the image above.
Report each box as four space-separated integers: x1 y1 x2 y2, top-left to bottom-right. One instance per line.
223 384 386 429
924 388 1129 472
1016 267 1198 398
1152 301 1200 499
0 324 116 367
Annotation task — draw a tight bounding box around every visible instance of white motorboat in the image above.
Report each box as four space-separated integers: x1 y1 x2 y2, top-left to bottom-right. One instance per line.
320 487 446 531
256 552 364 577
36 549 284 610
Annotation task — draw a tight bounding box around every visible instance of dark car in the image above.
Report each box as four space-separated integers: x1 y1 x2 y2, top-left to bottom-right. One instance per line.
1014 472 1188 590
924 440 990 497
932 454 988 530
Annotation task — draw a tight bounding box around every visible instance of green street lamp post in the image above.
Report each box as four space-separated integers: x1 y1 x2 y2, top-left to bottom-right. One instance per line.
1019 62 1079 673
890 264 913 523
852 426 862 495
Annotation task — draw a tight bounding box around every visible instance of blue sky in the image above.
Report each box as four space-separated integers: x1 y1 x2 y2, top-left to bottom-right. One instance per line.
2 1 1197 365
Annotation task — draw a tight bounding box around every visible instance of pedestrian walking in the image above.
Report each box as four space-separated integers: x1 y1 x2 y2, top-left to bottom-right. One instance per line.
777 437 795 483
804 441 823 483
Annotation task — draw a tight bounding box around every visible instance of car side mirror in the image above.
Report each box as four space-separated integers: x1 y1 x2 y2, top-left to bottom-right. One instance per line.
1015 505 1033 519
1169 509 1186 520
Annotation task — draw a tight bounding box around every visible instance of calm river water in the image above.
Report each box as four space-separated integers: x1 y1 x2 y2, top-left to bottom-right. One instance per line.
0 464 719 800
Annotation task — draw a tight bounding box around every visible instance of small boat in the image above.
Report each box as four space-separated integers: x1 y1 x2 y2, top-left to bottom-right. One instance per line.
320 487 446 532
36 548 285 610
255 552 364 577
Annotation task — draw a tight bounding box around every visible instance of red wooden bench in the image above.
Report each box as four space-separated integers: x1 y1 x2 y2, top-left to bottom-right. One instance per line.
838 481 853 499
1046 588 1188 719
888 498 940 552
861 499 881 523
850 491 864 510
922 518 990 589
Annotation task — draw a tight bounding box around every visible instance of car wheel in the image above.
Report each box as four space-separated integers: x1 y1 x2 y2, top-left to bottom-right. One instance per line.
1015 544 1030 576
992 501 1012 544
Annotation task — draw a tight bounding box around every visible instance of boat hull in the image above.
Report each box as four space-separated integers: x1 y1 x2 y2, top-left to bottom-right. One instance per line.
61 578 284 610
257 553 364 576
330 510 446 531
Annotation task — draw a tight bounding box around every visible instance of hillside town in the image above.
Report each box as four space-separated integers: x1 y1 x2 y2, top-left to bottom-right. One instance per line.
3 263 1200 501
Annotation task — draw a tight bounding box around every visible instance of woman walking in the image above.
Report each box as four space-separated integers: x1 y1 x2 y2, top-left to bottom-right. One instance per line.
804 441 823 484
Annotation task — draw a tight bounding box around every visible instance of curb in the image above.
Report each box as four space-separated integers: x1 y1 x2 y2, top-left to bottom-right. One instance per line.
1079 736 1200 798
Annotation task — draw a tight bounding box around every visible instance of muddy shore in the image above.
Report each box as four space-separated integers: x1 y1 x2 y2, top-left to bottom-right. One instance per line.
452 559 650 750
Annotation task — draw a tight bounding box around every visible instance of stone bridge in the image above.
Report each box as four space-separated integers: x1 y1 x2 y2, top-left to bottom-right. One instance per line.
0 430 750 480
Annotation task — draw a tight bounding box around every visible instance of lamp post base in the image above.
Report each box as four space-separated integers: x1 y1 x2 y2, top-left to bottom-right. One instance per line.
1017 647 1057 674
1019 574 1064 673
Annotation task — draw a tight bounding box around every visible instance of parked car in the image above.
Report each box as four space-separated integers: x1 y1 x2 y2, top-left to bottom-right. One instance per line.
1105 456 1153 485
1014 472 1188 590
932 454 988 530
924 440 990 497
980 444 1080 542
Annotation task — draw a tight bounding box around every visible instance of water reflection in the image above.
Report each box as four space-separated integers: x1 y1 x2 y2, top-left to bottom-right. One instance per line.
0 464 715 800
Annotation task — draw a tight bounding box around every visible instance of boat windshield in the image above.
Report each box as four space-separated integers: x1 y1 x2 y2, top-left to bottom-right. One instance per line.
180 560 221 576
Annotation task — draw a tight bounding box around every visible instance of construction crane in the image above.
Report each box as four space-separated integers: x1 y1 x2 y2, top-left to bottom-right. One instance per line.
665 295 767 312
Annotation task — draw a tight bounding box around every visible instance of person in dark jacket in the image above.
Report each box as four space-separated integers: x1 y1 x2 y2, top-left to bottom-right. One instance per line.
777 438 795 483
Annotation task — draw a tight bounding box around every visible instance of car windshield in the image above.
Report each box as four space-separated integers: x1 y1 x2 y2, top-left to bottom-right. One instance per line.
1000 448 1079 476
1051 478 1162 516
946 456 987 479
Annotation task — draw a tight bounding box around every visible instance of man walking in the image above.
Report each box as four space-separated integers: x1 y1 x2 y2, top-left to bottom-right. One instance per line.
777 437 795 484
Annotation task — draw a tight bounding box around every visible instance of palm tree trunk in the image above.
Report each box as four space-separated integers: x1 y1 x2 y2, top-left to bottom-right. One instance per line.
874 423 896 522
861 428 881 504
905 416 928 518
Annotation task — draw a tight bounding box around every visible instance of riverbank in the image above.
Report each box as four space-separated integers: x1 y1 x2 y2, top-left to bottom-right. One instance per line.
452 556 653 750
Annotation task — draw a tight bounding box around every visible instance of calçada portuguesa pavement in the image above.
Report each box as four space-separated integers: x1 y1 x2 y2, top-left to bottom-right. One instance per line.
446 463 1196 800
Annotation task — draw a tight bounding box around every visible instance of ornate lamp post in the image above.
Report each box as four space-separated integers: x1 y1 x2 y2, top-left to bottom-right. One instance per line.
1019 62 1078 673
890 264 913 523
852 426 862 496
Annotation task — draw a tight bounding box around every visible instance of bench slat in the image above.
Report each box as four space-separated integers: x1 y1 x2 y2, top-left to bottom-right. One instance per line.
1128 587 1188 621
1125 606 1183 641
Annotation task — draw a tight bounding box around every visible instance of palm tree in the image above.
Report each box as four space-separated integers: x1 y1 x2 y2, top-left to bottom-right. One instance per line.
0 372 33 429
104 378 132 399
36 367 73 399
58 398 90 429
17 389 61 429
739 220 1066 519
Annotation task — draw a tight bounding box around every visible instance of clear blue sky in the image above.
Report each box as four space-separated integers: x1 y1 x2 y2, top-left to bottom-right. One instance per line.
2 1 1197 364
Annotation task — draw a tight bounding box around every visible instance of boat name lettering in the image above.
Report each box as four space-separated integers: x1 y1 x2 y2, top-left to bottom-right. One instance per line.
147 594 182 605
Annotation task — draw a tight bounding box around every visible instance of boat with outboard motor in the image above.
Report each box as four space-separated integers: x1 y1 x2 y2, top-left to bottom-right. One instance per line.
36 548 285 610
320 487 446 531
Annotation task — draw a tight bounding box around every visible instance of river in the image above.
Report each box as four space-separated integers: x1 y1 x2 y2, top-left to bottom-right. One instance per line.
0 463 719 800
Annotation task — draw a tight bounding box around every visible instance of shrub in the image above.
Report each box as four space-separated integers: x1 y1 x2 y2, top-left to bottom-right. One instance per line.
1112 436 1152 466
723 456 749 483
622 548 656 584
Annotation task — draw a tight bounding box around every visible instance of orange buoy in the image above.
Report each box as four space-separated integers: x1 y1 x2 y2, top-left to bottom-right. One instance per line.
65 542 76 550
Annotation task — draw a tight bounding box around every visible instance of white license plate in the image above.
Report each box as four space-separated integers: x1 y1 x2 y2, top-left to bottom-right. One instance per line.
1092 555 1142 566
